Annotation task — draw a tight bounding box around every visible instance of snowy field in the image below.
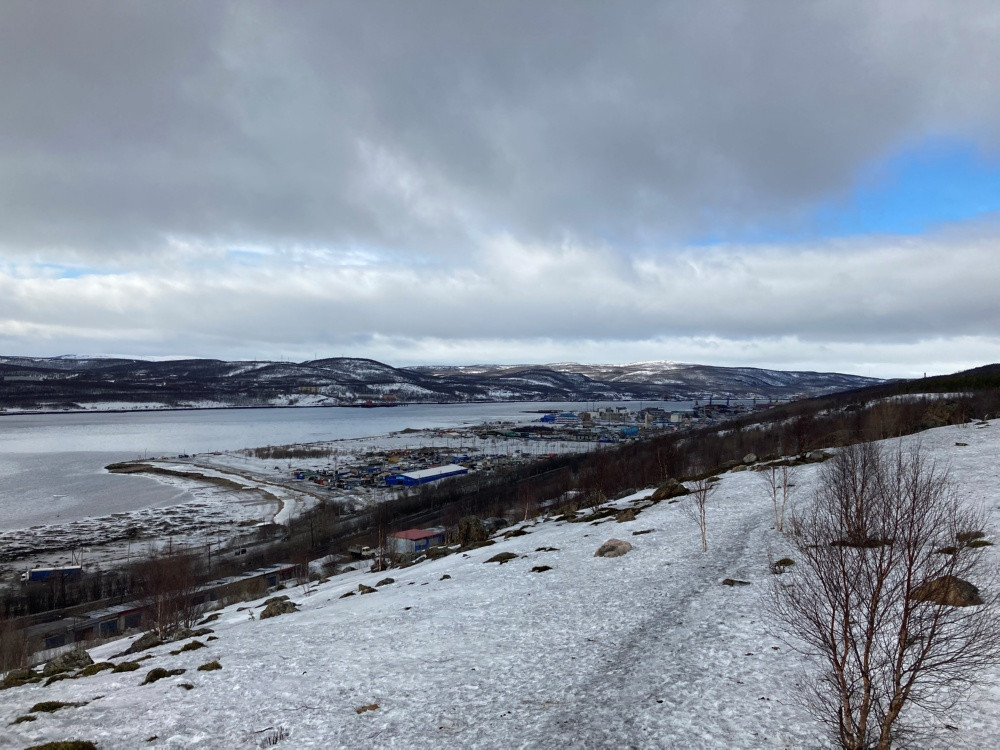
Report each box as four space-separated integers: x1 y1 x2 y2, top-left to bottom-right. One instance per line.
3 422 999 749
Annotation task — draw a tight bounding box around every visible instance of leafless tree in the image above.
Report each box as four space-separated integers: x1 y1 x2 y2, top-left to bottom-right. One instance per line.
0 614 29 672
134 548 202 637
772 441 1000 749
684 477 716 552
759 463 796 532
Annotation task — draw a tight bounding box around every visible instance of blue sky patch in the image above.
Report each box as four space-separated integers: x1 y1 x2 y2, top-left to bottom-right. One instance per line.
696 137 1000 245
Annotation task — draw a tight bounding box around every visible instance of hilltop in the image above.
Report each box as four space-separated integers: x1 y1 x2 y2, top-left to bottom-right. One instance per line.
3 421 998 749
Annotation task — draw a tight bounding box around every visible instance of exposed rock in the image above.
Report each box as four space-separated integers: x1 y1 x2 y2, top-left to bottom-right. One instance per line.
531 565 553 573
743 453 758 465
594 539 633 558
650 478 690 502
260 598 299 619
43 649 94 676
118 631 164 657
485 552 519 564
911 575 983 607
375 577 395 586
425 545 456 559
721 578 751 587
459 539 495 552
358 584 377 595
142 667 186 685
616 508 638 523
455 516 490 546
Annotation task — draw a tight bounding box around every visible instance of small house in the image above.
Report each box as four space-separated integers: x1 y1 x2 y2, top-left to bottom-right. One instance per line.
389 527 447 556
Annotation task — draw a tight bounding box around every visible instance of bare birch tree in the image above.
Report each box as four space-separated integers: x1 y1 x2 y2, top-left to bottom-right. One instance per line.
772 441 1000 749
759 463 796 532
685 477 716 552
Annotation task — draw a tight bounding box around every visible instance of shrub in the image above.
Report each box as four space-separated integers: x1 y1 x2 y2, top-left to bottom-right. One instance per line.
197 660 222 671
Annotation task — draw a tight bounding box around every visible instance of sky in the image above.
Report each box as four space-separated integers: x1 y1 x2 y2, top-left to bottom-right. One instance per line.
2 1 1000 379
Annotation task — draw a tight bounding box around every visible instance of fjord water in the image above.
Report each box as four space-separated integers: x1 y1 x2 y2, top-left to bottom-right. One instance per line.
0 402 674 531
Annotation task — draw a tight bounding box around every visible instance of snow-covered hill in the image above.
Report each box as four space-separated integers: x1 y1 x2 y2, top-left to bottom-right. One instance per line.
4 423 997 749
0 356 882 412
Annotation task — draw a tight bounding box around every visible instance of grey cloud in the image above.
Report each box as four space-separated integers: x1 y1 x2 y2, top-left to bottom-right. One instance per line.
0 235 995 358
4 1 1000 259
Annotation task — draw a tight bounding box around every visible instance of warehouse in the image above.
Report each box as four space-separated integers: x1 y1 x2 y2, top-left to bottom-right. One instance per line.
385 464 469 486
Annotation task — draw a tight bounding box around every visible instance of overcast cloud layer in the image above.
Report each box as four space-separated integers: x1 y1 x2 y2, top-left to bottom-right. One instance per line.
3 1 1000 378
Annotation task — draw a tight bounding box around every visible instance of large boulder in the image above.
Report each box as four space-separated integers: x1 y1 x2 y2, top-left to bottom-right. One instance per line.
120 631 165 656
911 576 984 607
43 648 94 676
650 479 690 502
456 516 490 546
616 508 638 523
594 539 633 558
260 596 299 619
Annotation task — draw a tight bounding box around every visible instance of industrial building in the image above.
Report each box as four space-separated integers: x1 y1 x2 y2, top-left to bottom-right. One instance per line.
385 464 469 486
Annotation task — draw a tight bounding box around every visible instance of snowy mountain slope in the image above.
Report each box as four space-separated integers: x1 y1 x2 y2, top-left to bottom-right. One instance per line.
418 361 883 399
0 356 880 410
4 423 998 749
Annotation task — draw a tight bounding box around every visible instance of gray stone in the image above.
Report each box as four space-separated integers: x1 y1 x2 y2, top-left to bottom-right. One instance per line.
43 649 94 676
260 598 299 619
910 575 983 607
594 539 633 558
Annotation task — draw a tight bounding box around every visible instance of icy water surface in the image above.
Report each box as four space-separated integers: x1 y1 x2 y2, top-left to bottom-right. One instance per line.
0 402 676 532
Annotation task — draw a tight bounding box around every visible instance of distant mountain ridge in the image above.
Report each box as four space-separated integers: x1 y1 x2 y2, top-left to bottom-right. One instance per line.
0 356 884 411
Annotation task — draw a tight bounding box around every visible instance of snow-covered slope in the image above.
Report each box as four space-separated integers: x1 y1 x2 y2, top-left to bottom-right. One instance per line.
4 423 997 749
0 356 882 411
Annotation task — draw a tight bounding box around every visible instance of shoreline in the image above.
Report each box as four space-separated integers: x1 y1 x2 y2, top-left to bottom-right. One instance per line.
0 396 695 418
0 458 334 576
0 398 590 418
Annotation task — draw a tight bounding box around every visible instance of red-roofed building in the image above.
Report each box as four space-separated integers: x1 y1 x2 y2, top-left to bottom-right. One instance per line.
389 527 447 556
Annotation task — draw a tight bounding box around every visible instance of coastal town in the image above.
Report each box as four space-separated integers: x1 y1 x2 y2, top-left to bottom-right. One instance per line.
1 399 769 661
